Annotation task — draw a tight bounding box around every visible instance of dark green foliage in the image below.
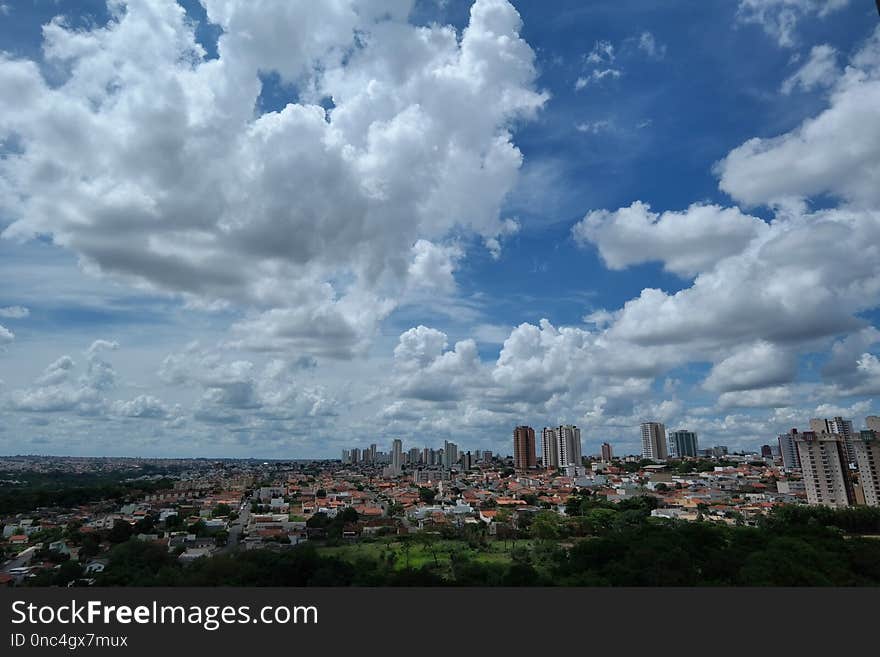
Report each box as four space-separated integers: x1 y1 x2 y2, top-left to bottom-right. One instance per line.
0 469 175 515
29 503 880 587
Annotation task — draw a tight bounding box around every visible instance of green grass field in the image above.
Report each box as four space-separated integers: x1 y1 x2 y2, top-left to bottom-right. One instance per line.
316 537 537 571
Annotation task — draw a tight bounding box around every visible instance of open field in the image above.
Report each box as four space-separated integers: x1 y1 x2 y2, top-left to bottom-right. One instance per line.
317 537 538 571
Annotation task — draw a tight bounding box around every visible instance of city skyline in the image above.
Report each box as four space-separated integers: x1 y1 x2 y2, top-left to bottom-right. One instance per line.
1 1 880 460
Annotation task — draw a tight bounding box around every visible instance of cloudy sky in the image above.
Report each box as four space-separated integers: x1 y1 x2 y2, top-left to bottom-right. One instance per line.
1 0 879 459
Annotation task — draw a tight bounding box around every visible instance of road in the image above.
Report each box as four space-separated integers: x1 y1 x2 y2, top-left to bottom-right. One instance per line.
223 497 251 553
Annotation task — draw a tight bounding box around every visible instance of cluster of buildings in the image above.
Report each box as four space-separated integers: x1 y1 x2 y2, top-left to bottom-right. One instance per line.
342 439 493 478
775 416 880 508
3 414 880 585
512 422 718 473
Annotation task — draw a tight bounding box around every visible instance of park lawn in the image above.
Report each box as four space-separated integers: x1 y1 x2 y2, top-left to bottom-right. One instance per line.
316 537 532 571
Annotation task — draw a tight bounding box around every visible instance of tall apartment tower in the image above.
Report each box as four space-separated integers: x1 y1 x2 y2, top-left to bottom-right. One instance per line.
795 432 855 507
556 425 583 467
668 430 698 459
601 442 613 462
542 427 559 470
443 440 458 468
853 430 880 507
513 426 537 471
810 417 856 466
866 416 880 432
778 429 802 471
640 422 668 460
391 439 403 474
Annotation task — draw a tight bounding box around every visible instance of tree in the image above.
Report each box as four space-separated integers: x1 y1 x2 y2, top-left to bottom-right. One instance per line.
213 503 232 518
530 511 561 540
418 487 436 505
133 515 155 534
108 519 133 544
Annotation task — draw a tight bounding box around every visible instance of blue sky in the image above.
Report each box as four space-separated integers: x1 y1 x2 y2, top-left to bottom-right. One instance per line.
1 0 879 458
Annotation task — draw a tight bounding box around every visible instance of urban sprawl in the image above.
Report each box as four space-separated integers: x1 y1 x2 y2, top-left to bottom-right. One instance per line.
1 414 879 586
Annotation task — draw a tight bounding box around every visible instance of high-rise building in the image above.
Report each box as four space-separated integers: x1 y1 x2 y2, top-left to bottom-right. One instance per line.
461 451 473 471
795 431 854 507
760 444 773 458
542 427 559 470
351 447 361 464
481 450 493 463
867 416 880 432
391 439 403 474
443 441 458 468
778 429 802 471
369 444 377 463
556 425 582 467
407 447 421 465
668 430 698 459
640 422 668 460
853 430 880 507
811 417 856 466
601 442 613 462
341 449 352 464
513 426 537 471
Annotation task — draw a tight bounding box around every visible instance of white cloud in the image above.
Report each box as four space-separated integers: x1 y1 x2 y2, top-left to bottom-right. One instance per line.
113 395 170 419
0 324 12 345
604 207 880 350
9 350 115 416
572 201 768 278
0 306 29 319
718 27 880 208
781 44 839 94
407 240 463 294
736 0 850 48
585 40 615 65
574 120 612 134
703 341 798 392
574 68 621 90
0 0 547 359
637 32 666 60
158 344 339 425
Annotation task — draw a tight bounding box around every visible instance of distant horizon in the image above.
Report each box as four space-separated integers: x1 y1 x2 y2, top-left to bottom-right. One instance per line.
2 1 879 459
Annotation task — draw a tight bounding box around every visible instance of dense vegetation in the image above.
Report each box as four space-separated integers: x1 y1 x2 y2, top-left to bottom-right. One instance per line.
65 501 880 587
0 469 175 515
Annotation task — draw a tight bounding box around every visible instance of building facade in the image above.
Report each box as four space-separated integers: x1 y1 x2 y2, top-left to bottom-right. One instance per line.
640 422 668 460
513 426 537 471
853 430 880 508
542 427 559 469
668 430 698 459
601 442 613 462
778 429 802 471
795 432 855 508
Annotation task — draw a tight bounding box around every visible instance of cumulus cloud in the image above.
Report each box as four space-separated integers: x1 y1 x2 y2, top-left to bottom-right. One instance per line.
781 44 839 94
113 395 170 419
0 0 547 359
718 27 880 208
573 201 768 277
10 351 114 416
604 207 880 350
392 326 482 402
736 0 850 48
159 344 338 425
703 341 798 392
0 306 29 319
0 324 12 345
407 240 463 294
